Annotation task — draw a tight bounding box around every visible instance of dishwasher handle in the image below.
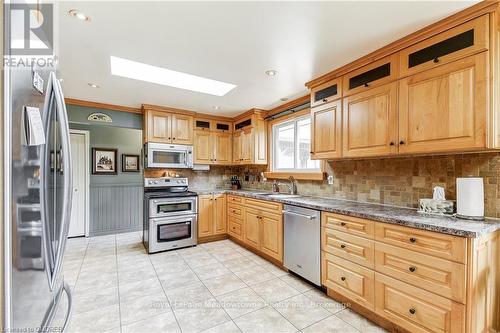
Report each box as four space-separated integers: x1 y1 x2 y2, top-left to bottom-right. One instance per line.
283 210 317 220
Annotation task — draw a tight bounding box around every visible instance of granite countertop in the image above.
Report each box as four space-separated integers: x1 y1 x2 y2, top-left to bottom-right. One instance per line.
190 188 500 238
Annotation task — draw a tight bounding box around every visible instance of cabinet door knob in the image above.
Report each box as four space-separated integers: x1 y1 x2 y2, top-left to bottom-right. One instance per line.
340 244 346 249
409 237 416 243
409 308 416 315
433 57 439 63
399 140 405 145
214 159 217 161
173 137 176 140
322 98 328 103
168 137 171 140
340 222 346 226
409 266 416 272
390 142 395 146
341 276 346 281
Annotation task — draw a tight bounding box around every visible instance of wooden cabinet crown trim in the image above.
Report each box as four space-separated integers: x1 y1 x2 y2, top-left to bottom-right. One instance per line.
305 1 498 89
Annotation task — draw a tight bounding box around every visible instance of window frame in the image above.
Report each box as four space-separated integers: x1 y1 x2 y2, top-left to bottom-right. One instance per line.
271 114 320 173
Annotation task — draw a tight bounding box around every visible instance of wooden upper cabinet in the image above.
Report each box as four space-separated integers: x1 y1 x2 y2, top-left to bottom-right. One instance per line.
172 114 193 144
343 54 398 97
253 117 267 164
232 131 242 164
400 15 489 77
399 53 488 155
144 108 193 144
194 118 212 131
213 121 232 133
193 130 212 164
310 78 342 108
343 82 398 158
214 132 232 165
311 100 342 159
146 111 171 143
240 129 252 163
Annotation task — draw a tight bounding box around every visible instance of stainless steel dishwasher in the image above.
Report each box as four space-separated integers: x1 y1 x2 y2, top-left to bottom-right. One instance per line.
283 204 321 285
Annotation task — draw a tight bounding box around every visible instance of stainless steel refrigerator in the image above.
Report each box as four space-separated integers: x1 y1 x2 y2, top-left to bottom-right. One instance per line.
3 5 73 332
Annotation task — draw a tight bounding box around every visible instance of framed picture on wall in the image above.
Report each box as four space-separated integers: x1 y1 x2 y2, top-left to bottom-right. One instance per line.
122 154 140 172
92 148 118 175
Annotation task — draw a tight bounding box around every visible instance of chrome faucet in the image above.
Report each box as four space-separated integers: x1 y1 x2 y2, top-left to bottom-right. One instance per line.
278 176 297 195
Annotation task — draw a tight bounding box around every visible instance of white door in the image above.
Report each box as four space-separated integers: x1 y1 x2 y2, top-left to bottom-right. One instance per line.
69 132 87 237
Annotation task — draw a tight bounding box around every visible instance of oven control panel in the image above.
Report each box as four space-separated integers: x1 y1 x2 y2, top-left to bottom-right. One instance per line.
144 177 188 188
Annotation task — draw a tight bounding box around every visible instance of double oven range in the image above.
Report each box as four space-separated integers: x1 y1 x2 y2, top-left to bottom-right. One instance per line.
143 177 198 253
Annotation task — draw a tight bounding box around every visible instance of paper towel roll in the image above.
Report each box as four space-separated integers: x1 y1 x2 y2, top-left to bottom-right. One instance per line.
456 178 484 220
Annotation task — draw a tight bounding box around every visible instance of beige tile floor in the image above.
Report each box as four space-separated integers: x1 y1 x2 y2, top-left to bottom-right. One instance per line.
62 232 387 333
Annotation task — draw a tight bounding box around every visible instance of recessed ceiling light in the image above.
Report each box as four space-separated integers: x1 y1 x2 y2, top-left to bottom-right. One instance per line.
265 70 278 77
68 9 90 21
280 97 288 102
212 106 220 110
88 83 100 88
110 56 236 96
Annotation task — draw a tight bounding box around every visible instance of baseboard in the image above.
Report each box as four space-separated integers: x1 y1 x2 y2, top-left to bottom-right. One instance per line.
90 227 142 237
198 233 229 244
228 235 287 270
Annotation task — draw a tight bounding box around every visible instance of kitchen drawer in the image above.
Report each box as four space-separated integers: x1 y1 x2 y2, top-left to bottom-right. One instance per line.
228 204 243 217
342 54 398 96
375 273 465 333
322 228 374 269
374 223 466 264
322 212 374 239
227 195 243 204
322 252 375 310
310 77 342 108
400 15 488 77
375 242 466 303
245 198 282 213
228 219 243 239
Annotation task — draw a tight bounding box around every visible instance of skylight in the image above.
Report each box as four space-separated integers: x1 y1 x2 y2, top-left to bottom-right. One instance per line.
110 56 236 96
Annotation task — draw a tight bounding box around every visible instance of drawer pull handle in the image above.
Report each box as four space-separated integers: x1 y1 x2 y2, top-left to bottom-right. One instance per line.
409 308 416 315
340 222 346 226
364 83 369 88
322 98 328 103
340 276 346 281
340 244 346 249
433 57 439 63
409 237 416 243
409 266 416 272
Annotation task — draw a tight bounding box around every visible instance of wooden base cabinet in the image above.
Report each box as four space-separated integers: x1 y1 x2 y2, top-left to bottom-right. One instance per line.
226 195 283 262
321 212 500 333
198 194 226 239
374 273 466 333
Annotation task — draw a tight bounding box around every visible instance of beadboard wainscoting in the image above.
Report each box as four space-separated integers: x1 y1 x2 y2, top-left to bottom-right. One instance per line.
89 183 143 236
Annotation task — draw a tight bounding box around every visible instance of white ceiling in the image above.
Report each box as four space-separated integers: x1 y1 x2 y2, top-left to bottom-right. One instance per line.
58 1 478 117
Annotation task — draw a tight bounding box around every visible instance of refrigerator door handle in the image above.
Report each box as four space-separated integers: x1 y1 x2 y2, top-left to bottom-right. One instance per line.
61 282 73 332
39 77 56 287
49 73 73 290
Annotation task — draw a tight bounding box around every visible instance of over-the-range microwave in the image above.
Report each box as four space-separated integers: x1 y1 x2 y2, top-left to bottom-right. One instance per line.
144 143 193 169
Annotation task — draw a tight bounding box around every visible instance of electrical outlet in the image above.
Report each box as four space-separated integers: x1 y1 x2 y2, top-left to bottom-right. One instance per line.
327 175 334 185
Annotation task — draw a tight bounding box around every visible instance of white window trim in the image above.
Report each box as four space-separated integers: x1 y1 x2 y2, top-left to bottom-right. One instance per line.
271 115 320 172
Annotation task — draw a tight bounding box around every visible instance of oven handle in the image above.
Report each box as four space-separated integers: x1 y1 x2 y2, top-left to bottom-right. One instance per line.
150 214 197 224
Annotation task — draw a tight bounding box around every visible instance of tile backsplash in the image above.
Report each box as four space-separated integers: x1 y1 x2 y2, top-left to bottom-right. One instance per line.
145 152 500 218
